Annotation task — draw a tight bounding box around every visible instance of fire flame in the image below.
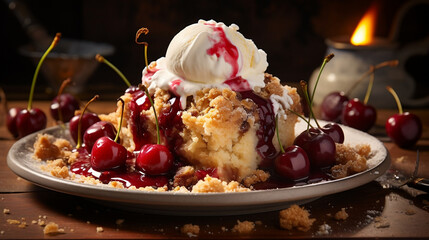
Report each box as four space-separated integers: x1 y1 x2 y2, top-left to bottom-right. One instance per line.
350 4 377 45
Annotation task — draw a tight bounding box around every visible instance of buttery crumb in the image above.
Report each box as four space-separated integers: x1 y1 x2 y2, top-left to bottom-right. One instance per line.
191 176 249 193
3 208 10 214
18 221 27 228
374 216 390 228
279 205 315 232
96 227 104 233
181 224 200 237
334 208 349 220
232 220 255 233
43 222 64 235
331 144 370 179
405 208 416 215
7 219 20 225
242 170 270 187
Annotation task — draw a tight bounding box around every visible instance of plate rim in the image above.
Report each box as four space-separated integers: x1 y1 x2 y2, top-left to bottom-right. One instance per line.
7 121 390 214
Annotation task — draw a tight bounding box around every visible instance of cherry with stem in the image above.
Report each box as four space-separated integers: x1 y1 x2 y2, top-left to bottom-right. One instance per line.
307 54 344 143
274 114 310 180
70 95 100 148
90 98 127 171
385 86 422 148
341 66 377 132
135 27 150 68
50 78 80 126
13 33 61 138
95 54 132 88
135 84 173 175
320 60 398 122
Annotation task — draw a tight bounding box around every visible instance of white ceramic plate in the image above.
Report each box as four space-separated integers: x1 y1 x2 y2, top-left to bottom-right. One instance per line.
7 120 390 216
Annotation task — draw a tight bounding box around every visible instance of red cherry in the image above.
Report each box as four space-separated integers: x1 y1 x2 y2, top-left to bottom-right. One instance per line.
15 108 47 138
320 91 349 123
83 121 118 152
294 128 336 168
275 145 310 180
90 136 127 171
341 98 376 132
320 123 344 144
386 112 422 148
69 113 101 143
136 144 174 175
50 93 80 122
6 107 23 138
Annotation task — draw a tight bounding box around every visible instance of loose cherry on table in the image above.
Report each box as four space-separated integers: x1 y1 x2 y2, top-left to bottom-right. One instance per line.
341 64 378 132
341 98 376 132
6 107 23 138
6 33 62 138
385 86 422 148
320 91 349 123
319 60 398 124
50 79 80 123
90 98 128 171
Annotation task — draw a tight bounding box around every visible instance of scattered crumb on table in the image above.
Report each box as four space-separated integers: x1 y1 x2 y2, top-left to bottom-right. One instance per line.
232 220 255 233
279 204 315 232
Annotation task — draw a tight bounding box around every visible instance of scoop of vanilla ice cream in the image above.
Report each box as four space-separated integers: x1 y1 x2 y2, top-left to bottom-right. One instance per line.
142 20 268 107
166 20 267 85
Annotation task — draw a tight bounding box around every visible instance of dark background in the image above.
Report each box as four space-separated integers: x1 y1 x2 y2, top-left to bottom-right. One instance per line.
1 0 427 101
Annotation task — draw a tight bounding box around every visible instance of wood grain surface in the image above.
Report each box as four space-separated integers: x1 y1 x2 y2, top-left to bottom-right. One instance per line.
1 101 428 239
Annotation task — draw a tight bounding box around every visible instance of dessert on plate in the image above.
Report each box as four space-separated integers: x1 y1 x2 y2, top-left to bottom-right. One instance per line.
32 20 371 192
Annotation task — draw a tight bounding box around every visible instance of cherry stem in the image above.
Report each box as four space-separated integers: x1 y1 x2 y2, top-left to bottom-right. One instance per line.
138 84 160 145
345 60 398 96
57 78 71 128
310 53 334 105
363 66 375 105
288 109 315 128
28 33 61 110
95 54 131 87
301 80 321 130
386 86 403 114
76 95 99 149
135 27 149 67
115 98 125 143
275 114 285 154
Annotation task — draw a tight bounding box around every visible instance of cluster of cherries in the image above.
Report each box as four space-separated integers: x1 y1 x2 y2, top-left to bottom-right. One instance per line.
7 33 80 139
319 60 422 148
68 85 174 178
273 54 345 181
6 31 174 182
6 30 422 189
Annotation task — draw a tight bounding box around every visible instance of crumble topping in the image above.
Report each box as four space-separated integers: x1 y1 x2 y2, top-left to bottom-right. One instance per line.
331 143 370 179
191 176 249 193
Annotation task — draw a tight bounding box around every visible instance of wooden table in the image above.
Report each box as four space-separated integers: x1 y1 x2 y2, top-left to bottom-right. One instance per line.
1 101 429 239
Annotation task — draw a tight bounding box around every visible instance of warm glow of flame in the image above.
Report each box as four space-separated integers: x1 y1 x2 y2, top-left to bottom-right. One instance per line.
350 5 377 45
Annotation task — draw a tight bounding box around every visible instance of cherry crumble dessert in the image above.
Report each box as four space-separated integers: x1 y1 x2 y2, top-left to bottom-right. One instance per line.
32 20 371 193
